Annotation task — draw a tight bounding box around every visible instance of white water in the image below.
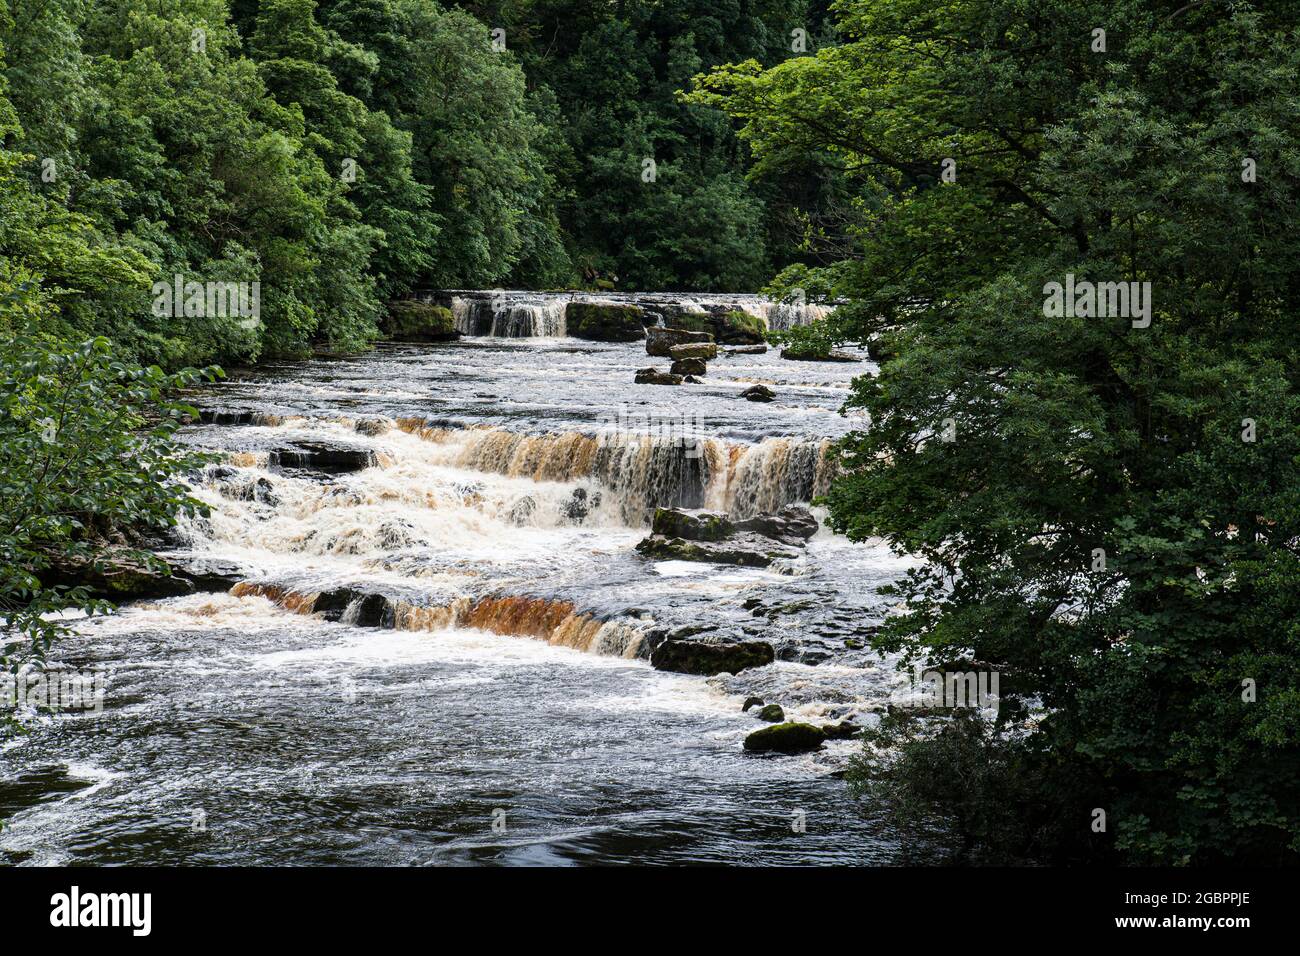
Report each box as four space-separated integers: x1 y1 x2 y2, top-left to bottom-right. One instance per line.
0 333 925 866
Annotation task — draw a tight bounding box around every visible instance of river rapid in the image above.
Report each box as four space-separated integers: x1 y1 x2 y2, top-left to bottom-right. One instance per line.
1 301 926 866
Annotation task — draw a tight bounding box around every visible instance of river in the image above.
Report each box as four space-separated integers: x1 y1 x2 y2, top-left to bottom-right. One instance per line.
1 296 926 865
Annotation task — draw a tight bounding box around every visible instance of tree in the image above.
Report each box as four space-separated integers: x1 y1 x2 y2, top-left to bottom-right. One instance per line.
694 0 1300 863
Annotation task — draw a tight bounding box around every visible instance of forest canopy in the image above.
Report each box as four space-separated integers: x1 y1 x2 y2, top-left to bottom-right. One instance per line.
0 0 833 368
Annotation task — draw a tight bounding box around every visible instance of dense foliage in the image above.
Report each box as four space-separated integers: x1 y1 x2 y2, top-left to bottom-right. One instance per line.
694 0 1300 863
0 0 830 368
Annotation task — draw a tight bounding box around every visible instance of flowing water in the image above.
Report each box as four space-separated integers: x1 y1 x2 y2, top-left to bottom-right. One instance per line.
1 311 926 866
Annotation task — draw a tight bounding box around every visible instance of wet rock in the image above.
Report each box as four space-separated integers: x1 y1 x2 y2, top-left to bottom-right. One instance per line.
311 588 393 627
634 533 799 567
40 549 194 602
683 375 702 384
269 441 376 474
377 519 419 550
670 309 767 345
650 508 733 542
779 345 860 362
354 418 390 437
743 722 827 755
726 344 768 355
757 703 786 723
507 496 537 526
566 302 646 341
199 409 258 426
646 327 713 357
822 720 861 740
669 342 718 362
634 367 683 386
560 487 601 524
651 638 775 676
735 505 819 544
739 384 775 402
742 696 765 712
637 506 811 567
170 557 247 593
670 357 708 377
384 301 460 342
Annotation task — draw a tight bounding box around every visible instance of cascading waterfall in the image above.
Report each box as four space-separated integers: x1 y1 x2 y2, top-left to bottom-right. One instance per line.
450 295 567 337
233 584 648 659
179 415 832 663
442 290 831 337
394 419 833 524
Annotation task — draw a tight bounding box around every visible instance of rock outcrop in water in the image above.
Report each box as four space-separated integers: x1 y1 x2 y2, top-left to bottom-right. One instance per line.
269 441 377 475
384 301 460 342
779 344 861 362
40 548 195 602
740 384 775 402
635 505 818 567
669 342 717 362
646 327 713 357
672 309 768 345
651 637 775 675
565 302 646 341
743 721 827 754
634 367 683 386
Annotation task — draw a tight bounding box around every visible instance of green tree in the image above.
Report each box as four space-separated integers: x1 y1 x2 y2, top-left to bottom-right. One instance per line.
694 0 1300 863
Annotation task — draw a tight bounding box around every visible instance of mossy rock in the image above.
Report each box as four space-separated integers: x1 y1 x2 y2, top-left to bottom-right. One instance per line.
757 703 786 723
743 722 827 754
650 508 734 542
566 302 646 341
779 344 859 362
384 301 459 342
716 310 767 344
651 638 775 675
634 534 793 567
672 310 766 344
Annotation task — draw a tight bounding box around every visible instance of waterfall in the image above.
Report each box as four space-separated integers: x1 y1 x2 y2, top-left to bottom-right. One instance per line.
441 290 831 338
449 294 567 337
395 420 832 524
234 583 648 659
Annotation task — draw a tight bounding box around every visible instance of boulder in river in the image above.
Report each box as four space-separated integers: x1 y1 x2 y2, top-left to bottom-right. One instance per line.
383 301 460 342
650 508 733 542
565 302 646 341
742 696 765 712
726 344 768 355
646 326 713 357
672 309 767 345
634 367 683 386
757 703 786 723
634 532 798 567
779 345 860 362
269 441 376 474
311 588 393 627
822 720 861 740
670 357 707 377
40 548 194 602
636 505 813 566
743 722 827 754
669 342 718 362
734 505 819 545
739 384 775 402
651 638 775 676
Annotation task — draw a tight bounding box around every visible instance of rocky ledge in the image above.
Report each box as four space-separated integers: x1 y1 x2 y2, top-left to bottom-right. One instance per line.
635 505 818 567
